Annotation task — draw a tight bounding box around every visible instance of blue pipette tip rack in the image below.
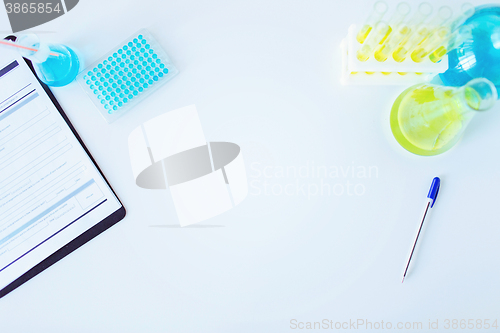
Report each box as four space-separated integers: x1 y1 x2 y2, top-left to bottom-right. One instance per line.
77 29 179 123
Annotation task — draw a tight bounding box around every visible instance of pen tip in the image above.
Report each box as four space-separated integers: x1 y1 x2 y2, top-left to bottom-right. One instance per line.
402 276 405 283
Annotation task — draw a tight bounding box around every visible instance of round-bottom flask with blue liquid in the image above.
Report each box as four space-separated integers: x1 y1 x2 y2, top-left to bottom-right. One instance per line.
17 34 80 87
439 5 500 95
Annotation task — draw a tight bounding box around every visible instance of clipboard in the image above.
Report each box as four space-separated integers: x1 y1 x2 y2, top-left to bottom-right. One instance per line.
0 37 126 298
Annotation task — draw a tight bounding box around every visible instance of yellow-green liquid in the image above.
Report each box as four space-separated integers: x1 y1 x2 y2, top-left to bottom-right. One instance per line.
390 85 476 155
410 48 427 63
374 45 390 62
374 26 410 62
379 26 392 44
356 45 371 61
393 28 430 62
356 25 372 44
393 46 408 62
429 46 447 63
414 27 430 45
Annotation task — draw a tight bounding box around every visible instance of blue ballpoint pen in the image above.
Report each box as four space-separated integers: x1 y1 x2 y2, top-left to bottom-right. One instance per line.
402 177 441 283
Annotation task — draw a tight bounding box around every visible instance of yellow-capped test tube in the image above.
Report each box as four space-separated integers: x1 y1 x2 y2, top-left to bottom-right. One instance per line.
449 3 475 32
411 27 450 62
417 5 453 44
356 1 388 44
375 23 410 62
375 2 432 62
380 2 411 44
391 3 433 62
357 21 390 61
393 5 452 62
429 25 473 63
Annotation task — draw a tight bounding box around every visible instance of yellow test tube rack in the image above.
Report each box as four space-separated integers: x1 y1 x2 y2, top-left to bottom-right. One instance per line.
340 2 472 85
341 24 447 85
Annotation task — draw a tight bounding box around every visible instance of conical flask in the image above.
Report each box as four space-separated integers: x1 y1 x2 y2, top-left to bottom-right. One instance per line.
390 78 497 156
16 34 80 87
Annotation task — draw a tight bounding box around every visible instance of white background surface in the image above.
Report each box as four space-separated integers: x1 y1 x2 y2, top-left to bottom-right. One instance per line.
1 0 500 332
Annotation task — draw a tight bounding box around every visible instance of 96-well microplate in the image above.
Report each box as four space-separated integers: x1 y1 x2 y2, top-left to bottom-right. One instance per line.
77 29 179 123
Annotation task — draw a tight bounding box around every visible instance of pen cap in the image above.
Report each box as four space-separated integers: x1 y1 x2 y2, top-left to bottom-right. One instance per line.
427 177 440 207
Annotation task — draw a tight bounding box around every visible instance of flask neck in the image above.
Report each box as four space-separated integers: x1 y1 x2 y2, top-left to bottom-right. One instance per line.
16 34 50 63
459 78 498 112
26 44 51 63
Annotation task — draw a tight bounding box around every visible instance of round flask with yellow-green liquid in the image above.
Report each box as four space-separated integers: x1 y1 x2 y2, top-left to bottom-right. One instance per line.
390 78 497 156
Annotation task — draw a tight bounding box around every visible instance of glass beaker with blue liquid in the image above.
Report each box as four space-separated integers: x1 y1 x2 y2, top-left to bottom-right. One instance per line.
16 34 80 87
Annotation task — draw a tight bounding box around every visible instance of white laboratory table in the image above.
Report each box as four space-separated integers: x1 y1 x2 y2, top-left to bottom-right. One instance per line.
1 0 499 332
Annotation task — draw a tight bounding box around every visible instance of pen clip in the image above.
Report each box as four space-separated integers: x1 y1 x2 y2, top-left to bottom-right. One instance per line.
427 177 440 208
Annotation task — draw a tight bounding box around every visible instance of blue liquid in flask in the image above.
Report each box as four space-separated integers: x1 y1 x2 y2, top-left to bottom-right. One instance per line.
439 5 500 95
17 34 80 87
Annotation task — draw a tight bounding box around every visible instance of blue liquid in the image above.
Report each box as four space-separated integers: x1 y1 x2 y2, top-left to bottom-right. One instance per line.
440 5 500 96
35 44 80 87
82 36 170 115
